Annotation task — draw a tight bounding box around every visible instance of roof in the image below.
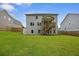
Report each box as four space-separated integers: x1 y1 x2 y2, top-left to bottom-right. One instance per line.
0 10 23 27
60 13 79 25
25 13 58 16
67 13 79 15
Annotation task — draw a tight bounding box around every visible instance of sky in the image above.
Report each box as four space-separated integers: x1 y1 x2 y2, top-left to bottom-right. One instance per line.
0 3 79 27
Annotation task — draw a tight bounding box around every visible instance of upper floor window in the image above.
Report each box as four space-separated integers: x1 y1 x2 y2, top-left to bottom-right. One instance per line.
38 30 41 33
30 22 34 26
36 16 38 19
37 22 41 26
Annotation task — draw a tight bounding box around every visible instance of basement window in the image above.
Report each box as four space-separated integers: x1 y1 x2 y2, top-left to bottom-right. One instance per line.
38 30 41 33
31 30 34 34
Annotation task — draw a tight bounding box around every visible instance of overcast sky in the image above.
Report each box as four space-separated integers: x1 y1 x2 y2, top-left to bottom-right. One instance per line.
0 3 79 27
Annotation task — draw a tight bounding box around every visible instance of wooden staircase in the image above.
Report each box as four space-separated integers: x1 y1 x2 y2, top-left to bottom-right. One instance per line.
42 16 56 35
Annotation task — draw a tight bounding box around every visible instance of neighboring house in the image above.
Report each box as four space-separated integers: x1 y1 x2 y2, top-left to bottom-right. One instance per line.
24 14 58 35
0 10 23 32
60 13 79 35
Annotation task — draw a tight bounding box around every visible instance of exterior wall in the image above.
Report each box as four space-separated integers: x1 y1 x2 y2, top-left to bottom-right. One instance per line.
25 14 58 34
26 15 42 34
0 10 23 31
0 10 10 28
60 14 79 31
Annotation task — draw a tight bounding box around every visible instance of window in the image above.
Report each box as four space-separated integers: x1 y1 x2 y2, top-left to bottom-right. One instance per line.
37 22 41 26
36 16 38 19
32 23 34 26
30 22 32 26
30 22 34 26
53 30 55 33
31 30 34 33
39 23 41 26
38 30 41 33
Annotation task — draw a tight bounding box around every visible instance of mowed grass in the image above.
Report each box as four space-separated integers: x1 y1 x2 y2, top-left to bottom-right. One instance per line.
0 31 79 56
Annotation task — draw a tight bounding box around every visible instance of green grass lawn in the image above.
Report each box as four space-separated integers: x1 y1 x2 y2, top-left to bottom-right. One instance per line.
0 31 79 56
